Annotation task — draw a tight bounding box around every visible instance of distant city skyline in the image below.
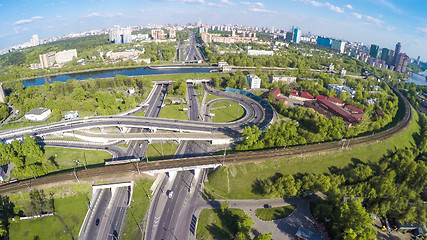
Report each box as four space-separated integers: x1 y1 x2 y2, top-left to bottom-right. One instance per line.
0 0 426 61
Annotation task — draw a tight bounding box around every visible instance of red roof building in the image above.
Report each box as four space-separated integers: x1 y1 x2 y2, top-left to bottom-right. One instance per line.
304 101 330 118
270 89 281 97
327 97 345 105
300 91 314 100
345 105 364 114
315 95 326 100
277 96 288 103
290 90 299 96
317 99 360 124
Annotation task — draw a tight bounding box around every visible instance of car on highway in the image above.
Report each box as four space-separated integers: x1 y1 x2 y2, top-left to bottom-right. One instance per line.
96 218 100 226
168 190 174 198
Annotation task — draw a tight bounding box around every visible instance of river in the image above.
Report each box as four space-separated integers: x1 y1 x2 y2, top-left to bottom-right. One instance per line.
406 70 427 86
22 66 215 87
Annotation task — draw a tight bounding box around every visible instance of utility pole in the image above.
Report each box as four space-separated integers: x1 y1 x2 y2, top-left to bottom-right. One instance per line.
73 166 80 182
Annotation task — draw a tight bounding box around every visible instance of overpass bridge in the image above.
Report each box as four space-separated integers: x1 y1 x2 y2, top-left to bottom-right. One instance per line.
63 131 235 145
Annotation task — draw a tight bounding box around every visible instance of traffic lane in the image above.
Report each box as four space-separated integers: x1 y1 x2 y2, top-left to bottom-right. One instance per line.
155 171 192 240
82 189 112 240
106 187 130 240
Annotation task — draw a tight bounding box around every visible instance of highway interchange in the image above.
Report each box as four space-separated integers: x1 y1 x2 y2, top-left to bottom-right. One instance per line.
0 65 412 239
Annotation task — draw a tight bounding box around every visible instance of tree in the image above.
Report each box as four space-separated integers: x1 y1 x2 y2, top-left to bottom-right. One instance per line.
254 233 273 240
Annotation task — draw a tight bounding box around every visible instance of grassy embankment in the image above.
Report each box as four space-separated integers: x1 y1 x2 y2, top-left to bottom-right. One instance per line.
196 208 247 240
255 205 296 221
120 178 154 240
9 183 92 239
146 141 179 161
210 100 245 123
205 108 420 199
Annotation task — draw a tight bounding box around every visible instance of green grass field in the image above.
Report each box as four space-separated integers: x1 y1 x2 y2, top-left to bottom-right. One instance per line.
196 208 246 240
120 178 153 240
43 147 111 170
255 205 296 221
158 104 188 120
133 110 146 116
146 141 178 161
205 93 225 103
9 184 92 240
205 109 420 199
210 100 245 123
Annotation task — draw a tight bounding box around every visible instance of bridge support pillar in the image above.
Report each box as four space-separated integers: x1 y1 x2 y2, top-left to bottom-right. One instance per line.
99 127 104 133
150 127 157 133
176 139 181 144
148 138 152 144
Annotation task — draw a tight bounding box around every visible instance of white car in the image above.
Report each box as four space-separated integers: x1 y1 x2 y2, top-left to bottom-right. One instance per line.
168 190 174 199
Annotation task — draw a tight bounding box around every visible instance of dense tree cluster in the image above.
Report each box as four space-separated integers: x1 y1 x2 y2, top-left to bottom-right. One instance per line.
252 131 427 239
237 77 399 150
5 75 151 120
167 79 187 97
0 103 9 122
219 201 256 240
0 135 55 179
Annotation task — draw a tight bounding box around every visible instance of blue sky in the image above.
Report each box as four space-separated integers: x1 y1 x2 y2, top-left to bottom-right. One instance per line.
0 0 426 61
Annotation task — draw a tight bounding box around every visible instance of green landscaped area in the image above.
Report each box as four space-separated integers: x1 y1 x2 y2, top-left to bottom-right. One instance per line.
120 178 153 240
205 92 225 103
9 184 92 239
210 100 245 123
196 208 246 240
205 108 420 199
255 205 296 221
43 147 111 170
158 104 188 120
133 110 146 116
146 141 178 161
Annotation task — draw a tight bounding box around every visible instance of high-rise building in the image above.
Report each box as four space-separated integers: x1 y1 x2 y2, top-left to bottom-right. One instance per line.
331 39 345 53
380 48 390 62
55 49 77 64
39 51 56 68
201 32 212 43
317 36 332 48
395 53 409 73
293 28 301 44
285 32 293 42
0 83 5 103
369 44 379 58
151 29 165 40
169 29 176 39
30 34 39 47
417 56 421 65
388 50 395 67
109 25 132 44
392 42 401 66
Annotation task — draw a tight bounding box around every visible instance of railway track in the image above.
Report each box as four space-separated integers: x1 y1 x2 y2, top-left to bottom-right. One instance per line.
0 84 412 195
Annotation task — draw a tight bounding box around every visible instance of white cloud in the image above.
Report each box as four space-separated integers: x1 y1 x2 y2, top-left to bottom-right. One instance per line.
83 12 124 18
417 27 427 36
298 0 344 13
14 16 44 25
182 0 205 3
325 2 344 13
377 0 403 14
219 0 236 6
345 4 352 9
386 25 396 31
248 7 275 13
298 0 324 7
350 12 362 19
365 15 383 26
241 1 264 8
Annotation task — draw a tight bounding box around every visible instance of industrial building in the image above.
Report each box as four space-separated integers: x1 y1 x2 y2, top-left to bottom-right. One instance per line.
25 108 51 122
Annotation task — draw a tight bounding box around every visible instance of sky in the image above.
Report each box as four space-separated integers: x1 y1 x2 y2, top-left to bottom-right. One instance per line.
0 0 426 61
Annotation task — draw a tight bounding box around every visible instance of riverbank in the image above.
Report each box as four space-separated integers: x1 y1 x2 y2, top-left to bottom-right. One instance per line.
18 63 215 82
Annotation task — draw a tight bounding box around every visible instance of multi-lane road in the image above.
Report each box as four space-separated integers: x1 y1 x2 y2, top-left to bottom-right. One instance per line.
79 186 130 240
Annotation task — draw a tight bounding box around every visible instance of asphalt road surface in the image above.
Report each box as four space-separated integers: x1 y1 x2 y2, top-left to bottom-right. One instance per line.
124 84 168 160
80 186 130 240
